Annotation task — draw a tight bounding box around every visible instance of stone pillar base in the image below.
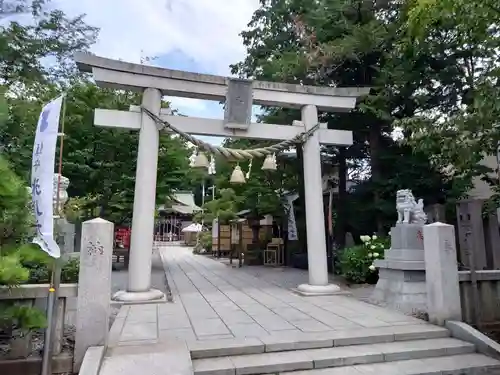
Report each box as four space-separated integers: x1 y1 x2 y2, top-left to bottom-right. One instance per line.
371 224 428 316
294 283 342 296
371 266 427 315
112 289 165 304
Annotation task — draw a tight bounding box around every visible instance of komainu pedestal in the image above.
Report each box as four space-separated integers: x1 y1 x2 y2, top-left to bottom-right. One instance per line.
371 189 428 315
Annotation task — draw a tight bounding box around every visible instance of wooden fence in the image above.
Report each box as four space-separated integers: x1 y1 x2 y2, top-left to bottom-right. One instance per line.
427 201 500 329
459 270 500 327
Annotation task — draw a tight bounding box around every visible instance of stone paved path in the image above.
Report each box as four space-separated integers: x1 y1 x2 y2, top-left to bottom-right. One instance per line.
110 246 425 346
216 258 376 302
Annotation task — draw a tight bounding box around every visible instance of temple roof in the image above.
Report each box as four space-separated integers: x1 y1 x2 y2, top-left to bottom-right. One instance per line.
157 191 202 215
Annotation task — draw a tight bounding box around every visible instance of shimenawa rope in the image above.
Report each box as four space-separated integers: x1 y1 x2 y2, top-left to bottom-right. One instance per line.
141 106 319 160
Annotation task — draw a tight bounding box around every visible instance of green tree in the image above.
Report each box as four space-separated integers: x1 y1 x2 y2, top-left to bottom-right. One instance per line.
0 0 99 176
401 0 500 205
211 137 299 221
0 155 46 335
231 0 456 240
2 81 196 224
0 156 32 250
0 0 98 88
346 140 455 235
195 188 243 224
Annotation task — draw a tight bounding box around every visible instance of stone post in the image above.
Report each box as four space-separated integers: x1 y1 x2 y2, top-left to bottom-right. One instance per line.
296 105 340 295
74 218 114 372
424 222 462 325
113 87 164 302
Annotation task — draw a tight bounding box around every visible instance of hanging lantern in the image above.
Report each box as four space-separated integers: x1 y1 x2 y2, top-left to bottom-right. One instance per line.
245 159 253 179
230 165 246 184
261 153 277 171
193 151 209 168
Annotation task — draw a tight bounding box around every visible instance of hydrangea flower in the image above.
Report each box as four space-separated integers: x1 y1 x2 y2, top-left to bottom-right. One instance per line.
360 235 371 243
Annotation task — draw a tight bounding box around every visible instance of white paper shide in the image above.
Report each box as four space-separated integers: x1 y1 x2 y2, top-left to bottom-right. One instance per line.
30 96 64 258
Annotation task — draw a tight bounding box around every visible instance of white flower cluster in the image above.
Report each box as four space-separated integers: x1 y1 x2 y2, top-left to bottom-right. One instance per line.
360 234 384 272
360 234 377 242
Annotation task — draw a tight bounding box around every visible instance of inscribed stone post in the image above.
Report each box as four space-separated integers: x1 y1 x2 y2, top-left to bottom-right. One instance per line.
74 218 114 371
424 222 462 325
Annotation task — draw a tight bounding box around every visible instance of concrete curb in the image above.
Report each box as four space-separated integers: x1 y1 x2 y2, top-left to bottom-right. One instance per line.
99 340 193 375
158 247 174 302
78 346 105 375
446 321 500 360
108 311 127 348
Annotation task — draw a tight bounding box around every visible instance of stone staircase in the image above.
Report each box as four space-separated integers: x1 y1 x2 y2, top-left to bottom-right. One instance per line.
189 324 500 375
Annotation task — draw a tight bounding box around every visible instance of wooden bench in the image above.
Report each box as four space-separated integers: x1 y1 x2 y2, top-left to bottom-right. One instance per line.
264 238 284 266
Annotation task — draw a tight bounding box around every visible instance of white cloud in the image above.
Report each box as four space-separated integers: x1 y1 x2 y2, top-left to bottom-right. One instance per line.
56 0 259 75
167 99 205 120
51 0 260 145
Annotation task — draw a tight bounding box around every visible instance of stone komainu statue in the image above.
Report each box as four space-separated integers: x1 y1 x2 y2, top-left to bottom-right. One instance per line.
53 173 70 214
396 189 427 225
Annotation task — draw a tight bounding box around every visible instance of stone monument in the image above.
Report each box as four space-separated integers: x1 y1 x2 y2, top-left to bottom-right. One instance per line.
52 174 75 254
53 173 69 215
371 189 428 315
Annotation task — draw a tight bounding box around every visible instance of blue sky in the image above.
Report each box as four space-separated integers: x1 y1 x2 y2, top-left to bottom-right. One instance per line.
54 0 262 145
153 49 228 144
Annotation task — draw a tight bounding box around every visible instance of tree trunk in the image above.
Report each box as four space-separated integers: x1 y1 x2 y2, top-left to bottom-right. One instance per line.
296 145 308 253
369 124 384 234
251 225 260 243
335 147 347 248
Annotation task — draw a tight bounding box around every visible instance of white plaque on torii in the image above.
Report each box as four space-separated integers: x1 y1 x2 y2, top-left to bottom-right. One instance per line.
73 52 370 301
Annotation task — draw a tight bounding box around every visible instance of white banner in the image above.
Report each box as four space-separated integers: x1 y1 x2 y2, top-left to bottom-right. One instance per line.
31 96 64 258
286 194 299 241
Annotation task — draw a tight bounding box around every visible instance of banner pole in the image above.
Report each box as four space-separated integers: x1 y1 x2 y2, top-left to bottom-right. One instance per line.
41 94 67 375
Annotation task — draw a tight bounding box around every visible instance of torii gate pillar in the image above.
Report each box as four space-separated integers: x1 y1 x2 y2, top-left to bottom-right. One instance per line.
113 88 164 302
297 104 339 295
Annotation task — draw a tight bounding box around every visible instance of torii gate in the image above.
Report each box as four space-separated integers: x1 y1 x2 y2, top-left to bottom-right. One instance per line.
74 52 370 302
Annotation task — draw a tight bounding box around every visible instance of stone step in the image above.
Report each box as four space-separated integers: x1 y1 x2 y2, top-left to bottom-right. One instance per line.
192 337 475 375
188 324 449 359
281 353 500 375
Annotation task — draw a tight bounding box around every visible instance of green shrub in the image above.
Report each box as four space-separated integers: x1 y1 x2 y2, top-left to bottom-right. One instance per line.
193 231 213 254
200 231 212 251
16 245 80 284
0 304 47 336
60 258 79 283
0 156 47 334
0 254 30 285
0 156 79 338
22 257 80 284
340 235 389 284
